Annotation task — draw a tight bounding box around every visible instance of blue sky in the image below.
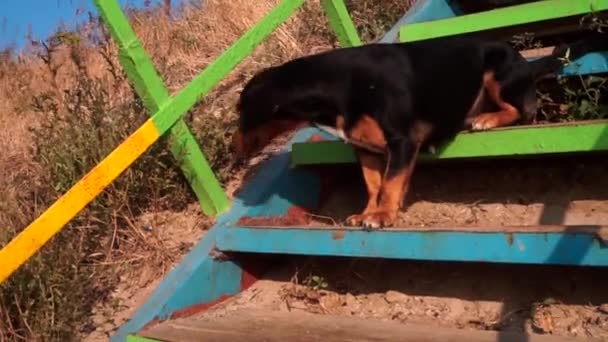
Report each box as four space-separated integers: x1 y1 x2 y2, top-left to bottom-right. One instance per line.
1 0 183 51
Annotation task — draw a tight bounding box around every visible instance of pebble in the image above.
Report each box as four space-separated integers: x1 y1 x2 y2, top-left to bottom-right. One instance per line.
344 293 358 306
344 293 361 313
291 300 309 310
385 290 409 304
320 293 344 311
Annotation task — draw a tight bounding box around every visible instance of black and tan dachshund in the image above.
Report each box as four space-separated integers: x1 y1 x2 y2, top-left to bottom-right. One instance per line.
232 32 607 229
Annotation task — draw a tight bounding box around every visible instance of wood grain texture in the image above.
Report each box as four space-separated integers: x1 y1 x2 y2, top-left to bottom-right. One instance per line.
94 0 229 216
139 309 596 342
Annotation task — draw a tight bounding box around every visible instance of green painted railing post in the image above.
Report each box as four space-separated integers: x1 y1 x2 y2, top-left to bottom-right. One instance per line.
321 0 362 47
94 0 229 216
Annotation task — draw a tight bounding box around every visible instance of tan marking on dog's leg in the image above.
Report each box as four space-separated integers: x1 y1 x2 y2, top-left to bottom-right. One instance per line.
471 71 521 131
347 114 388 152
346 150 385 226
361 143 421 229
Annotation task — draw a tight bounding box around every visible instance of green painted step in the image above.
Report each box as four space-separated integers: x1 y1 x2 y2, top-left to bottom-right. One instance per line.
290 121 608 167
399 0 608 42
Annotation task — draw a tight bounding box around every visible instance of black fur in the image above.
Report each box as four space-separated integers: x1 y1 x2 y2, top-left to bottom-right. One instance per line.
237 32 607 176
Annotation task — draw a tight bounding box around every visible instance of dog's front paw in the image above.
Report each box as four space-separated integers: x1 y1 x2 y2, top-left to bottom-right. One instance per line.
346 211 397 230
346 213 366 226
470 114 500 131
346 210 397 230
361 211 396 230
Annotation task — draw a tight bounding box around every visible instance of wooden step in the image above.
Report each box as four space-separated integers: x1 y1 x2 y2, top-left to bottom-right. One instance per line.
289 120 608 168
216 224 608 266
399 0 608 43
137 308 599 342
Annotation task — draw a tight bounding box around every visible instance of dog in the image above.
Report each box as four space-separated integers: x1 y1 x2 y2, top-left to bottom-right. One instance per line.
232 32 607 229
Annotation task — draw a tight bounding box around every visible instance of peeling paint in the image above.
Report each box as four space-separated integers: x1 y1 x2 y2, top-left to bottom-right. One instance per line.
140 258 269 332
506 233 514 246
139 294 231 331
168 295 232 320
208 246 231 261
237 206 311 226
518 240 525 251
332 230 346 240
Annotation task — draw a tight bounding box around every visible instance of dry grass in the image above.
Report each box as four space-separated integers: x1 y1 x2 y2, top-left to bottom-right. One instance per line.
0 0 411 340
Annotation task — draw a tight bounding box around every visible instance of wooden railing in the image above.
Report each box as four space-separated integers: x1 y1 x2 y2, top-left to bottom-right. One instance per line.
0 0 362 283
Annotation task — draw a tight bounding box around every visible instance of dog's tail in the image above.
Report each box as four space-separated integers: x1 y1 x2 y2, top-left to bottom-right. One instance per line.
527 31 608 80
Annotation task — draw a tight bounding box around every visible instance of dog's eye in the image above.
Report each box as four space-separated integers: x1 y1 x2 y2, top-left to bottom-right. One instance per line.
272 104 279 113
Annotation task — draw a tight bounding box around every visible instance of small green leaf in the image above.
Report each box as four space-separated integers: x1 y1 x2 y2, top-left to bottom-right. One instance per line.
579 99 591 115
564 88 577 97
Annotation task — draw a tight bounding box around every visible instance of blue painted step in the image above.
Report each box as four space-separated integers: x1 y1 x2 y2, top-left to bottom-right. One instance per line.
216 225 608 267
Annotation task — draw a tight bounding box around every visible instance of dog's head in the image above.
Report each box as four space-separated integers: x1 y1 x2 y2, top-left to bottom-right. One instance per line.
232 66 305 160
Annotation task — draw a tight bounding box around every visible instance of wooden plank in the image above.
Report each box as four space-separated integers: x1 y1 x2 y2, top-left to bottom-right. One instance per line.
0 119 160 284
290 120 608 167
418 15 599 43
217 226 608 266
399 0 608 43
379 0 461 43
321 0 362 47
237 224 608 236
94 0 229 216
139 309 596 342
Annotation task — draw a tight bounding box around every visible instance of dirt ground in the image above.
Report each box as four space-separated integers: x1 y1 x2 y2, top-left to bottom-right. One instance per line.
83 203 210 341
309 154 608 227
188 256 608 340
195 154 608 340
